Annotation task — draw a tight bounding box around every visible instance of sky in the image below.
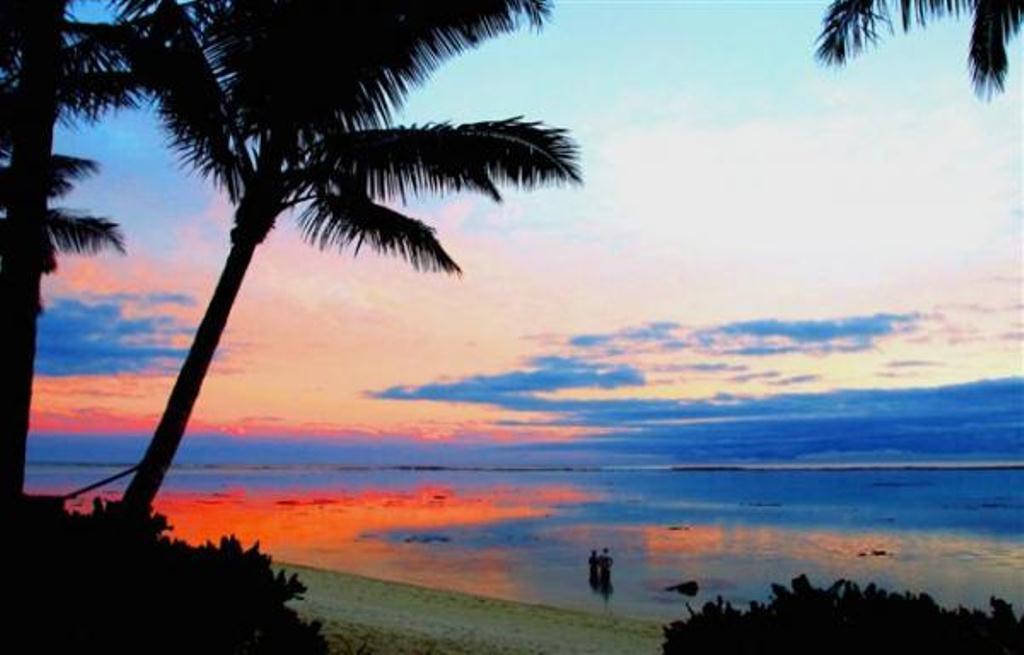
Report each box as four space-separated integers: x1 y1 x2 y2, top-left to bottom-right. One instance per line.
29 1 1023 464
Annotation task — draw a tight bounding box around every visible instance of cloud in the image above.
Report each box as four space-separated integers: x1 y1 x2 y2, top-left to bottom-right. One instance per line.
374 372 1023 461
649 362 751 376
519 400 1022 463
374 358 1022 430
620 321 681 341
566 313 921 360
373 356 645 405
568 334 614 348
697 313 920 356
96 292 196 307
596 91 1018 280
569 321 684 351
657 363 749 373
718 315 912 341
36 296 193 376
769 374 821 387
886 360 942 369
730 371 781 383
34 379 1022 465
549 378 1022 429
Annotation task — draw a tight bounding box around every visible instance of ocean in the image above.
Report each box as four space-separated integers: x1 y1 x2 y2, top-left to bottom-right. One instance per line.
25 464 1024 621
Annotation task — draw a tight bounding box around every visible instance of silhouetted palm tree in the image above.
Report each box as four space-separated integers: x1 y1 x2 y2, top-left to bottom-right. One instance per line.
817 0 1021 96
0 0 141 505
120 1 581 511
0 152 126 278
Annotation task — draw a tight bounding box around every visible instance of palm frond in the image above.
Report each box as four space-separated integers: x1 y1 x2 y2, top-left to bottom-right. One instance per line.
57 19 144 121
215 1 552 132
0 92 13 159
57 71 142 123
125 0 249 200
970 0 1022 95
817 0 891 65
62 20 133 74
897 0 974 29
0 12 144 126
0 6 18 91
297 191 460 275
47 154 100 197
44 211 126 256
818 0 1019 97
0 155 99 202
314 118 582 204
113 0 164 18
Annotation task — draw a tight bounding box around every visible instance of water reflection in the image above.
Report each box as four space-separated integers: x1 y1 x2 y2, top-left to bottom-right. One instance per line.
149 488 1024 616
33 467 1024 619
634 523 1024 607
145 484 594 600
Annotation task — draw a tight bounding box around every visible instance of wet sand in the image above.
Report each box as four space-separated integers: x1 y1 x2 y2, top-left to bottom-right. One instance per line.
282 564 664 655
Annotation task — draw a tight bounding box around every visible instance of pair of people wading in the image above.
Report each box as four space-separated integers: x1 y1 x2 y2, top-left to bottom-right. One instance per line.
588 547 614 600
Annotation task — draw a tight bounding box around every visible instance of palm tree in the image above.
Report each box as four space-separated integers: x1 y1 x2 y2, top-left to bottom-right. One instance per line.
817 0 1022 96
120 0 581 512
0 152 127 282
0 0 141 505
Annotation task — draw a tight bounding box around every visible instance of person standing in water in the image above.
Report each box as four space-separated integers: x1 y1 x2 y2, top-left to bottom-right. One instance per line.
588 549 600 590
598 547 614 586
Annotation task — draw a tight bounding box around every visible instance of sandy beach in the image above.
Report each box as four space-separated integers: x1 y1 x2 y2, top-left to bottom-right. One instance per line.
281 564 665 655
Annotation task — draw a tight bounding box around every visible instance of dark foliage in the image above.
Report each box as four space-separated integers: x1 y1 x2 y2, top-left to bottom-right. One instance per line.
10 499 326 654
816 0 1022 97
663 574 1023 655
0 149 125 275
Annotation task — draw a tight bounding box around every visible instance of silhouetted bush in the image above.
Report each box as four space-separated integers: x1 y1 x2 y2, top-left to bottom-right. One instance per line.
10 498 326 654
663 574 1023 655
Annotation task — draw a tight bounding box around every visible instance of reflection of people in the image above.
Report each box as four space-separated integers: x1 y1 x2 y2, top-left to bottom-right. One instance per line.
588 549 600 591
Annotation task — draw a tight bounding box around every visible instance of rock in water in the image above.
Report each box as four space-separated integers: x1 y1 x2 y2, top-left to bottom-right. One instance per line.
665 580 699 596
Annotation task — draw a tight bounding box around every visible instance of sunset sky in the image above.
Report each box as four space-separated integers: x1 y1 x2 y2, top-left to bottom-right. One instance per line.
30 2 1022 464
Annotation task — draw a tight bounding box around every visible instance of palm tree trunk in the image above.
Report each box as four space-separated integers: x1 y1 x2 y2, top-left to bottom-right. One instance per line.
0 1 64 509
122 236 258 512
0 262 44 507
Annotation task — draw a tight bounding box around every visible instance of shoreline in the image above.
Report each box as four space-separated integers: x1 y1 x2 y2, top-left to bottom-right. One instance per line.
279 563 664 655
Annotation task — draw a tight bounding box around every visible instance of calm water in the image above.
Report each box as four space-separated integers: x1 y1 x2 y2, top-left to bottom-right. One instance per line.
26 465 1024 620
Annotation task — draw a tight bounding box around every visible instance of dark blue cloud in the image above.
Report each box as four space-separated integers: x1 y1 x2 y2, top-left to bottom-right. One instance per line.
373 361 1023 459
33 379 1021 466
699 313 920 356
730 371 781 383
769 374 821 386
373 356 645 403
620 321 681 341
37 297 192 376
716 314 918 343
525 377 1023 429
568 321 683 351
886 360 941 369
681 363 749 373
376 352 1015 424
569 334 614 348
651 362 749 374
98 292 195 306
566 313 921 359
517 401 1022 464
724 345 801 356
